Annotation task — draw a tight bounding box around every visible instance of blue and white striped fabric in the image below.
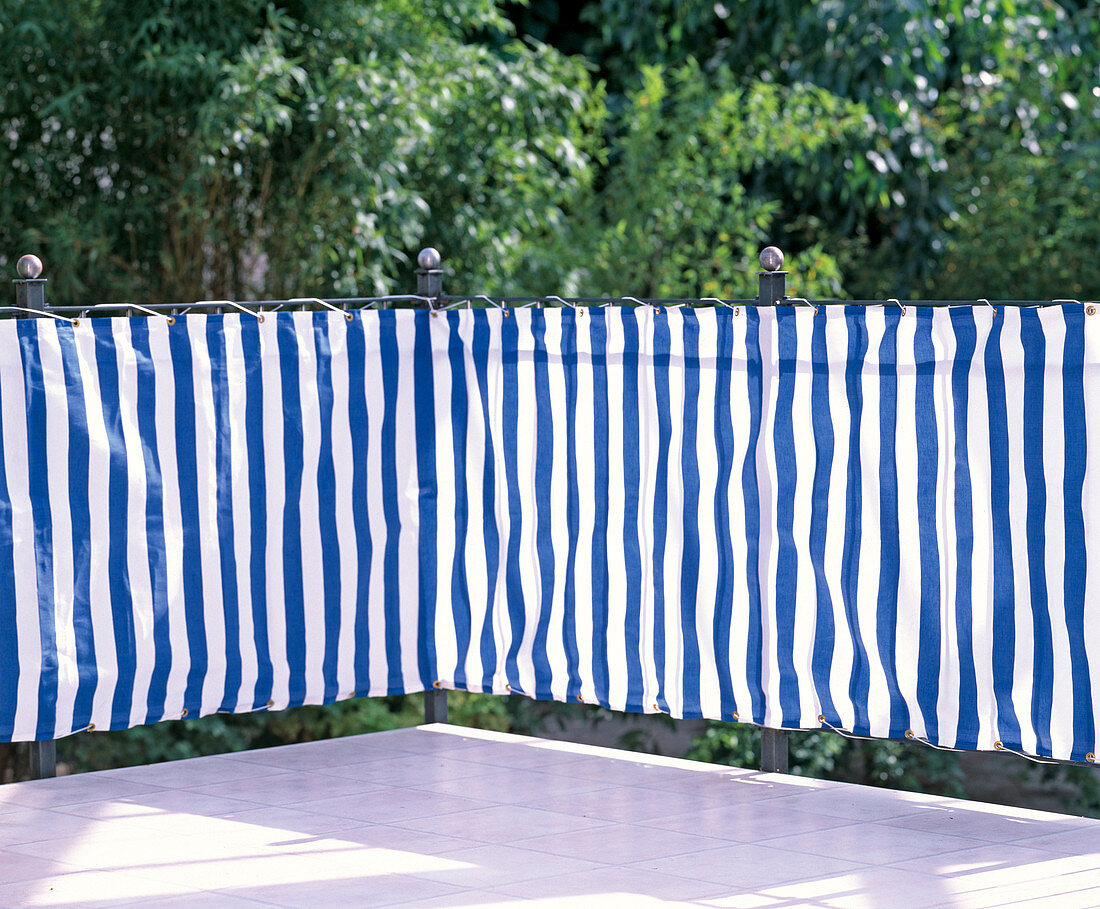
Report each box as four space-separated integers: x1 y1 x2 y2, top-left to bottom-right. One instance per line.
0 305 1096 762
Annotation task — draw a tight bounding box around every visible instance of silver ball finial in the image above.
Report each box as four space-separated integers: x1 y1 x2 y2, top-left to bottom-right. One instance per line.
16 254 43 279
759 246 784 272
417 247 441 270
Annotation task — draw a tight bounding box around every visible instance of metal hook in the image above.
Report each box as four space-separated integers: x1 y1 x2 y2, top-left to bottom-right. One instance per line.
474 294 505 310
817 715 876 742
0 305 79 325
976 298 997 318
543 295 576 310
887 298 906 315
87 302 175 324
289 296 354 322
993 740 1060 765
621 296 645 308
196 300 265 323
787 297 819 315
702 297 735 309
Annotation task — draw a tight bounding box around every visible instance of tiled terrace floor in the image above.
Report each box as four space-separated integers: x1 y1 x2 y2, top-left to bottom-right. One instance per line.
2 723 1100 907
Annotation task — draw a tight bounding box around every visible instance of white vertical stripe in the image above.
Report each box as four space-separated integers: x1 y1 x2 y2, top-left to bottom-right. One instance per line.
294 312 325 704
456 313 488 691
726 310 753 720
893 313 924 737
510 308 540 697
756 309 781 726
113 319 156 729
2 322 42 740
485 311 511 695
824 308 856 731
603 309 629 712
327 313 357 700
431 314 457 687
362 313 388 696
932 309 961 746
187 316 226 717
661 309 686 717
1082 307 1100 757
573 310 597 705
542 310 570 701
1001 308 1037 753
968 310 997 750
146 319 189 719
694 310 721 721
857 307 890 737
38 323 77 737
224 315 258 711
791 308 819 727
259 316 289 708
1040 308 1072 756
73 322 118 730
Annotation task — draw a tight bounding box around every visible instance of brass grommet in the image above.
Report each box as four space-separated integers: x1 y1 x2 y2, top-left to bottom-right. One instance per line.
1087 752 1096 763
994 740 1004 751
344 312 353 322
266 700 274 708
257 314 265 323
731 711 739 721
432 680 443 689
180 708 189 718
576 694 584 703
1088 305 1096 316
166 316 176 325
87 722 96 732
504 683 512 692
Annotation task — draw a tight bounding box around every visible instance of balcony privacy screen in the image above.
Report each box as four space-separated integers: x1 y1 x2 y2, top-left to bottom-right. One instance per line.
0 306 1096 761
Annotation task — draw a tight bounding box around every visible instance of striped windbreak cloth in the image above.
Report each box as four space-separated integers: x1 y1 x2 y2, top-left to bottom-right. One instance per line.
0 305 1095 762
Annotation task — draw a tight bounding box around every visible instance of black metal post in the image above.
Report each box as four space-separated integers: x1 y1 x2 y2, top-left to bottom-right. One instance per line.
27 740 57 780
760 728 789 773
415 246 448 724
424 689 449 724
415 247 443 307
14 254 47 312
757 246 786 306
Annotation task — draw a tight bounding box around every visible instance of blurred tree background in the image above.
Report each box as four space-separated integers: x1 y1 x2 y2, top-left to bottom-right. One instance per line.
2 0 1100 812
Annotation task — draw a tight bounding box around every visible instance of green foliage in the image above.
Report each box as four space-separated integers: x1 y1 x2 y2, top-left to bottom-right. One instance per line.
565 62 861 299
0 0 603 303
687 723 968 798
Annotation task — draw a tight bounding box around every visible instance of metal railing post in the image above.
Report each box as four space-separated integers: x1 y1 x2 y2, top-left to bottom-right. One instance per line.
415 246 448 725
415 247 443 307
757 246 786 306
760 729 790 773
14 254 47 312
27 740 57 780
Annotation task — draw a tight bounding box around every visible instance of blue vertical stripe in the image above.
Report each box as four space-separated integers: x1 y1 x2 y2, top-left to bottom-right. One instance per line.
1021 310 1054 755
91 319 137 729
471 312 500 692
56 326 97 730
742 309 765 723
679 310 703 718
1061 306 1093 761
128 321 171 725
446 312 472 689
276 318 307 705
651 312 672 713
204 316 243 714
530 312 556 699
560 311 582 701
0 339 20 738
712 310 738 722
773 308 801 726
240 317 273 709
500 310 526 692
588 309 612 707
948 309 979 747
620 310 645 711
168 322 207 715
18 323 58 740
842 308 871 734
312 315 342 701
808 311 837 724
913 311 942 740
377 312 405 694
876 310 909 738
413 311 438 690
